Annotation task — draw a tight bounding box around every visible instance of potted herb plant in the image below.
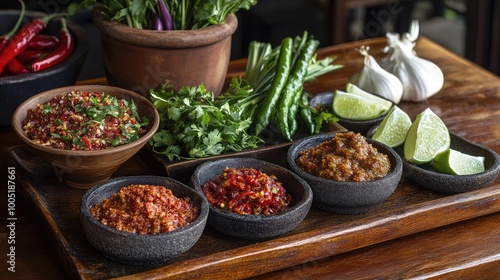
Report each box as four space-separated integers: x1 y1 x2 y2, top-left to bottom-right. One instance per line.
70 0 256 97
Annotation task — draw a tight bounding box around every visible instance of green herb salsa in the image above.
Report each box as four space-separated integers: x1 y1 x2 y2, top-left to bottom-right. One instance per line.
22 90 148 151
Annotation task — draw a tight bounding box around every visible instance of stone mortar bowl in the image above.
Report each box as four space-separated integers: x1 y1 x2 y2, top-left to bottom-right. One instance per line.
396 133 500 194
287 132 402 214
190 157 313 241
80 175 209 266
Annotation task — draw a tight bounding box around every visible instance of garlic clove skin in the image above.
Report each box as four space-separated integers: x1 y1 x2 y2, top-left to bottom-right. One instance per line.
395 49 444 102
349 46 403 104
381 20 444 102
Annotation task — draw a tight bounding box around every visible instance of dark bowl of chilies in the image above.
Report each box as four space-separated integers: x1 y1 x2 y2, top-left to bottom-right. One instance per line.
190 157 313 241
0 9 90 126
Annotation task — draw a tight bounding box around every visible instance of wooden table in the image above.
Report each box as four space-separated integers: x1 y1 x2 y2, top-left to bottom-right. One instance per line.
1 37 500 279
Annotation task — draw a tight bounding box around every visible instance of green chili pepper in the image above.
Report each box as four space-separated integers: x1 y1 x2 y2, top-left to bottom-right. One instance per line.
274 38 319 141
299 91 315 134
287 86 303 137
253 37 293 136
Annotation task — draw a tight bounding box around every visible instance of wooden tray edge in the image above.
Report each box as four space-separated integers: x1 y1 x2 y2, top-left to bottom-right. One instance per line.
120 185 500 279
6 144 500 279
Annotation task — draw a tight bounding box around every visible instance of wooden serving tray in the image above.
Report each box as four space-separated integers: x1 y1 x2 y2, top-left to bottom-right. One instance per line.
6 143 500 280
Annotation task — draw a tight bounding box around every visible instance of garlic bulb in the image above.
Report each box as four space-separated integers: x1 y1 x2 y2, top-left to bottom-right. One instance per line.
380 20 444 102
349 46 403 104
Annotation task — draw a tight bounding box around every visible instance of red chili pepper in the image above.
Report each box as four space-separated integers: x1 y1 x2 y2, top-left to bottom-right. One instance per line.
31 18 73 72
16 49 46 64
0 12 65 74
27 34 59 50
7 58 29 75
81 136 92 150
0 0 26 52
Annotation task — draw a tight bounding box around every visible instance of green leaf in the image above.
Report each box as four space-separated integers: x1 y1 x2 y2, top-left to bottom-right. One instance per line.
42 104 52 115
149 81 262 159
167 107 182 121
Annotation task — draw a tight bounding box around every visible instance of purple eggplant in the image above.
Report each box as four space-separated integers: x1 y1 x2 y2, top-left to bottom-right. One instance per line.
152 14 163 30
157 0 173 30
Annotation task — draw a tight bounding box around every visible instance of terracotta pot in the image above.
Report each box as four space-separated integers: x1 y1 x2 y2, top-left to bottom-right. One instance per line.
92 6 238 97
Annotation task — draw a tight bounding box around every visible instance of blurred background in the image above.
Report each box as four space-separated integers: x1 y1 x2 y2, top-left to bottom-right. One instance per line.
1 0 498 79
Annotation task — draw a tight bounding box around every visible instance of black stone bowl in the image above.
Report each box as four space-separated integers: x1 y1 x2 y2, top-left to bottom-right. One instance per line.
396 133 500 194
0 10 90 126
287 132 403 214
80 176 209 266
190 157 313 241
309 92 386 136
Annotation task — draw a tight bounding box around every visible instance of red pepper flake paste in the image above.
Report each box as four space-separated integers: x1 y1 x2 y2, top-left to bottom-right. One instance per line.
296 132 391 182
22 90 148 151
90 184 199 234
202 167 291 215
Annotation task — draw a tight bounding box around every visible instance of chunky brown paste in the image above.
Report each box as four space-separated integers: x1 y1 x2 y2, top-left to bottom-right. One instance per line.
295 132 390 182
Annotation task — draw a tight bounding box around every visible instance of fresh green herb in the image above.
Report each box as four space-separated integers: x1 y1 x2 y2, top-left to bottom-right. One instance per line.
313 111 339 134
149 82 262 160
68 0 157 29
80 94 136 123
111 137 121 147
72 137 86 147
190 0 257 29
121 123 142 143
42 104 52 115
68 0 257 30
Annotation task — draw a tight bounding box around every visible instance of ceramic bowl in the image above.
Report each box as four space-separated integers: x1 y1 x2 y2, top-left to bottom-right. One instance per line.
11 85 160 189
397 133 500 194
0 10 90 126
309 92 386 135
190 157 313 241
287 132 403 214
80 176 209 266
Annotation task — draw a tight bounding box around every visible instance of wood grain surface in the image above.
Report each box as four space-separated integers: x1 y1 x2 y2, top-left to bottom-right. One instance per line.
1 36 499 279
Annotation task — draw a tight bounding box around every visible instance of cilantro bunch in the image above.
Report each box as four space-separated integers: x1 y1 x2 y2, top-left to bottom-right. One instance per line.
149 81 262 160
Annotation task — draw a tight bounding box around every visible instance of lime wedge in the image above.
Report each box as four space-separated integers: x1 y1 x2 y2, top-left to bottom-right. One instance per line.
371 106 412 147
404 108 451 164
346 83 392 103
332 90 392 121
432 149 485 175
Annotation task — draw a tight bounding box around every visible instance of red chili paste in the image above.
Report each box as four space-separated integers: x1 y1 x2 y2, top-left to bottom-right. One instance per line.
202 167 291 215
22 90 147 151
90 184 199 234
295 132 391 182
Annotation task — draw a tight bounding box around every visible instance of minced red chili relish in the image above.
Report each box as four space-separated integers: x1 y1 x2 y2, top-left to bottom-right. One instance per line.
22 90 147 151
202 167 291 215
90 184 199 234
296 132 391 182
